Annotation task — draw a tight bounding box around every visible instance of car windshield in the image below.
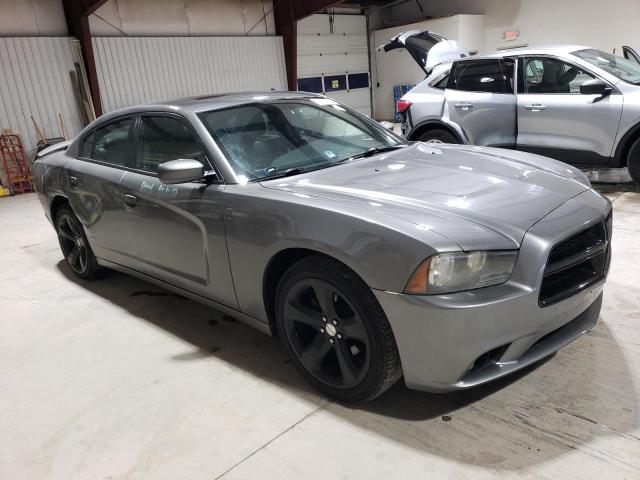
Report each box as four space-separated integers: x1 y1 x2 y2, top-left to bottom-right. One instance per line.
198 99 404 181
573 48 640 85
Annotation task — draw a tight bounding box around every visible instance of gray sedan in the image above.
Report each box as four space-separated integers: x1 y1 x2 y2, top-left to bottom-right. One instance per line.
33 92 612 402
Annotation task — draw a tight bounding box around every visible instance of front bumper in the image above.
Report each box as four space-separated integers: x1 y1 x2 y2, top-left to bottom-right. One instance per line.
375 189 611 393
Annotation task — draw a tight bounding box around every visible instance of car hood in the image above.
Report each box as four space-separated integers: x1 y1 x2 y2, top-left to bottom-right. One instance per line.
261 143 590 250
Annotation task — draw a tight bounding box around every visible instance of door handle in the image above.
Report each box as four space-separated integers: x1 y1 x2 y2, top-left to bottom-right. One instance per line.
454 103 474 110
123 194 138 207
68 176 78 188
524 104 547 111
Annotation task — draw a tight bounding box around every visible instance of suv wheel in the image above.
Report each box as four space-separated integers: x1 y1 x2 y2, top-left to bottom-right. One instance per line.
417 128 458 144
275 255 402 403
627 137 640 185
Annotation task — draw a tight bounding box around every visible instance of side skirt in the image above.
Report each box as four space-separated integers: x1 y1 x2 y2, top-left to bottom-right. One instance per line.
97 257 273 336
516 145 610 166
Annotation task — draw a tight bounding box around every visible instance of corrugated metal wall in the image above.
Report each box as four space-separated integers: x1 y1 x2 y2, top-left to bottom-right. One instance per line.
0 37 84 154
93 36 287 113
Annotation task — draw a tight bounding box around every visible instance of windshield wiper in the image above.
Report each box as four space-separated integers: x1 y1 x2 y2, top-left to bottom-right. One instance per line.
340 145 407 162
259 167 306 181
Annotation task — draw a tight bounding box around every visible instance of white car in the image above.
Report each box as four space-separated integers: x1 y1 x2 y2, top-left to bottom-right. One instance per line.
386 30 640 184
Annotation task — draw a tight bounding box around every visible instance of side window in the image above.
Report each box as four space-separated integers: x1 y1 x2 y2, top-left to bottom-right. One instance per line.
522 57 595 94
92 118 134 166
80 132 95 158
429 73 449 89
447 60 508 93
136 116 207 173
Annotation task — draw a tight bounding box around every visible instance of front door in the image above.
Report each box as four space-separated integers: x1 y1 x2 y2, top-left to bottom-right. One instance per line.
120 113 237 308
516 55 623 165
444 58 517 147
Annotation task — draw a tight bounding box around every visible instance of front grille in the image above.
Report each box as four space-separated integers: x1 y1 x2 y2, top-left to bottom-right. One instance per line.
539 212 611 307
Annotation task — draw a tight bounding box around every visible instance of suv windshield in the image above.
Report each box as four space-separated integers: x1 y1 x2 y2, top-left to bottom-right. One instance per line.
573 48 640 85
199 99 404 181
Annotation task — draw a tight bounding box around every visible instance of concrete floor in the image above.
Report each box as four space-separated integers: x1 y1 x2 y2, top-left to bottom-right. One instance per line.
1 183 639 480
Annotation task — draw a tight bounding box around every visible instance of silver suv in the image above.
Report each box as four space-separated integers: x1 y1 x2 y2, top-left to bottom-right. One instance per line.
385 30 640 184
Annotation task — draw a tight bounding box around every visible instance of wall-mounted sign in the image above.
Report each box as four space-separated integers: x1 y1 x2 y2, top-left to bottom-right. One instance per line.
503 30 520 42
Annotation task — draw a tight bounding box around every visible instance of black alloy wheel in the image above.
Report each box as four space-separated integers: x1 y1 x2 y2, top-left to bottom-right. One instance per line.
283 278 371 389
276 255 402 403
55 205 102 279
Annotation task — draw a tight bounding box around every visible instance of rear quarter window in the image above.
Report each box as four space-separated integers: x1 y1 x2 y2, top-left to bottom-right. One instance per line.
447 60 508 93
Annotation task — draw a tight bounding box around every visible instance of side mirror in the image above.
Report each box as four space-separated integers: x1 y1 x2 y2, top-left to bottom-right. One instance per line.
157 159 205 184
580 79 612 98
379 121 395 131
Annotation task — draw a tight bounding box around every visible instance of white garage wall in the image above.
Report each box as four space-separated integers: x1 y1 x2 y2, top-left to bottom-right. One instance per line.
93 36 287 113
372 15 485 121
297 14 372 116
379 0 640 55
0 37 84 154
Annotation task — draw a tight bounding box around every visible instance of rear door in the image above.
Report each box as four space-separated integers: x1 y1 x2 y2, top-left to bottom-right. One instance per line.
119 113 237 307
69 116 137 266
444 58 517 147
516 55 623 164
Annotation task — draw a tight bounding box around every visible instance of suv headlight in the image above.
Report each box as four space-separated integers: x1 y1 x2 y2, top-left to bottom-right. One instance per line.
403 251 518 295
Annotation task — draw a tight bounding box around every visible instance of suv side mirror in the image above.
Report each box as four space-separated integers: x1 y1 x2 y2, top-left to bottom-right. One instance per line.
158 159 205 184
379 121 394 131
580 79 612 99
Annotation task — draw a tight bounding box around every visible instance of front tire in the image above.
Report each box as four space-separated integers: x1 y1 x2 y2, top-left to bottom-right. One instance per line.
627 137 640 185
417 128 458 144
55 205 102 279
275 255 402 403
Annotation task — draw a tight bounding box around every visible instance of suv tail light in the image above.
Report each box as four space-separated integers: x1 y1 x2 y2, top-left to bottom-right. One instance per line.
396 99 412 113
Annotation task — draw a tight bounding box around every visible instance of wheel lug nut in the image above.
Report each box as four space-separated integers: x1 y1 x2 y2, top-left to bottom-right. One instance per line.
320 328 324 333
337 333 342 339
322 316 327 322
329 338 334 343
332 319 338 326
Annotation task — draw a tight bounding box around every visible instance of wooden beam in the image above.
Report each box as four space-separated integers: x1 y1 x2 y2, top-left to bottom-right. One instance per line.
62 0 107 116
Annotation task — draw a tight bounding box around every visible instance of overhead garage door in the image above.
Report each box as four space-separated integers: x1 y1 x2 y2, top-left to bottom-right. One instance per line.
92 36 288 113
297 14 371 116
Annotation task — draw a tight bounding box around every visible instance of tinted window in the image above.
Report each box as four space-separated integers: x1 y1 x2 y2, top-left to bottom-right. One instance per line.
429 73 449 89
447 60 508 93
136 116 206 173
522 57 595 94
81 132 94 158
91 118 133 166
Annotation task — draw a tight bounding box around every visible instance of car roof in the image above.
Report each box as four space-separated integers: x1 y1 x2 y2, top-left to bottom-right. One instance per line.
96 90 324 123
463 44 592 61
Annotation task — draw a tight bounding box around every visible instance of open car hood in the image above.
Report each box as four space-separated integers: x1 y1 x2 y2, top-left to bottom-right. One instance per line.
383 29 469 74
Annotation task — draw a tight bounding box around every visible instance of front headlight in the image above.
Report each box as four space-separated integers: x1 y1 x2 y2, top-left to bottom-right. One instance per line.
403 251 518 295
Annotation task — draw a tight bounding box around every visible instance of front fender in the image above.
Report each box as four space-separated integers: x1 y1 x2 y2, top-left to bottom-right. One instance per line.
222 185 452 322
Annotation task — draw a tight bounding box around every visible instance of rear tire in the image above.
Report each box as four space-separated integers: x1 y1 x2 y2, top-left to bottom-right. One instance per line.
55 205 103 280
417 128 458 144
627 137 640 185
275 255 402 403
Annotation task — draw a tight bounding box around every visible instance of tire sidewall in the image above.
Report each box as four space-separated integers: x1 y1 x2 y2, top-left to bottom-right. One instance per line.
275 259 389 402
55 206 100 279
417 128 458 144
627 138 640 185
